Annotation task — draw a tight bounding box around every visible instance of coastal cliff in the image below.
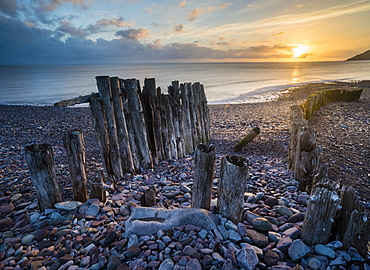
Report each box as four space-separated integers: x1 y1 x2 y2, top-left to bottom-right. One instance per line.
347 49 370 61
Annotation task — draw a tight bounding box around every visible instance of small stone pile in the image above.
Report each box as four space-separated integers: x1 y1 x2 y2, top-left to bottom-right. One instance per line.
0 155 369 270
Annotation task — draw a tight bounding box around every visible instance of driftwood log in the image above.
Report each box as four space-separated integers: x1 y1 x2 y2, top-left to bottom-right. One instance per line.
62 129 88 203
90 169 106 203
301 183 341 245
54 94 92 107
217 155 249 224
24 144 62 212
233 127 260 152
192 144 216 210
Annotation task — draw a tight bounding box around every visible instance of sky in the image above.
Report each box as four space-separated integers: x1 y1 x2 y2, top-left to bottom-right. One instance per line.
0 0 369 65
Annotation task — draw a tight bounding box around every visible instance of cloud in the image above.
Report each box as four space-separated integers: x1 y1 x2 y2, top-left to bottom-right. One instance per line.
174 24 184 33
188 2 232 21
96 17 133 27
57 20 86 36
271 32 285 37
41 0 92 12
115 28 151 42
86 17 134 34
0 0 18 17
0 14 311 65
180 1 186 8
145 8 152 13
192 0 370 37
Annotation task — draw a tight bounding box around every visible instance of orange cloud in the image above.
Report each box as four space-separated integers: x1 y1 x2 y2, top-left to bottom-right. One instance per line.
271 32 285 37
188 2 232 21
180 1 186 8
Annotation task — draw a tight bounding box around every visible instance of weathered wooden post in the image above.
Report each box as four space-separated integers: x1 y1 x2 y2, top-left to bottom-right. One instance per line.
62 129 88 203
122 78 153 169
24 144 62 212
90 169 106 203
90 94 113 177
180 83 193 154
192 143 216 210
110 77 135 173
168 81 185 158
342 210 370 258
233 127 261 152
96 76 123 179
301 183 341 245
217 155 249 224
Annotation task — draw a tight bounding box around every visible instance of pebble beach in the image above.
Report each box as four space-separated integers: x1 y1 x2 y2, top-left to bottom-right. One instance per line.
0 81 369 269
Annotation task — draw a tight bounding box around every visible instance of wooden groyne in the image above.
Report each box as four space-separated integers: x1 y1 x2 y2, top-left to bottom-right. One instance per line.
56 77 210 178
289 88 369 258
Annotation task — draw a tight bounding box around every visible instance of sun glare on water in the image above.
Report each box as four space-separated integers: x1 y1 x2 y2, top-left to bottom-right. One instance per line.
293 45 309 58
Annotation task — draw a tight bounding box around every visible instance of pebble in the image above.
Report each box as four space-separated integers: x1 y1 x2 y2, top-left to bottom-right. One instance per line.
0 134 368 270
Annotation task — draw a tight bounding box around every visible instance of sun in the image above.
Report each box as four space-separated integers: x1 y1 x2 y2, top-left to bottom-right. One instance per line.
292 45 309 58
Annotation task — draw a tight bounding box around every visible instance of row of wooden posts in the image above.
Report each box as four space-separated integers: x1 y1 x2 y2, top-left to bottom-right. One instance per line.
91 77 210 179
288 88 369 258
24 141 249 225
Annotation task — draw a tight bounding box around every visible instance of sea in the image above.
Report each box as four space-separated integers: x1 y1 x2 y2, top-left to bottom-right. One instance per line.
0 61 369 106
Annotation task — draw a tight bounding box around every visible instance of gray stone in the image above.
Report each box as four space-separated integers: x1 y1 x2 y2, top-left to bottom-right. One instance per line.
256 192 265 201
158 259 174 270
252 218 273 231
217 225 229 240
275 206 293 217
225 220 237 231
198 229 208 239
127 234 139 248
243 211 261 224
314 244 335 259
86 204 100 216
283 227 300 239
329 256 347 266
50 211 63 220
236 247 259 270
288 212 305 223
125 207 218 237
246 194 257 204
325 240 343 250
288 239 310 262
307 257 322 270
268 231 282 243
246 229 269 248
212 252 226 263
55 201 81 211
185 259 202 270
107 255 120 270
228 230 241 243
21 234 34 245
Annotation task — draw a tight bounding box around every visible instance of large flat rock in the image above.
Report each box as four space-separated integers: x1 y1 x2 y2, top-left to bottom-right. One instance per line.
125 207 219 237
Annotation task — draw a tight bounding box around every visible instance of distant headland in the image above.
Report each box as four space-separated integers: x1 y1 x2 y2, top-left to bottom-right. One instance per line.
346 49 370 61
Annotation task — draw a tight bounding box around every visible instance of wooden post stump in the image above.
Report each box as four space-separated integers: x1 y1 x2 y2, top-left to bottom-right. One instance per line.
301 183 341 245
90 169 106 203
233 127 260 152
192 143 216 210
217 155 249 224
342 210 370 258
140 186 157 207
62 129 88 203
24 144 62 212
